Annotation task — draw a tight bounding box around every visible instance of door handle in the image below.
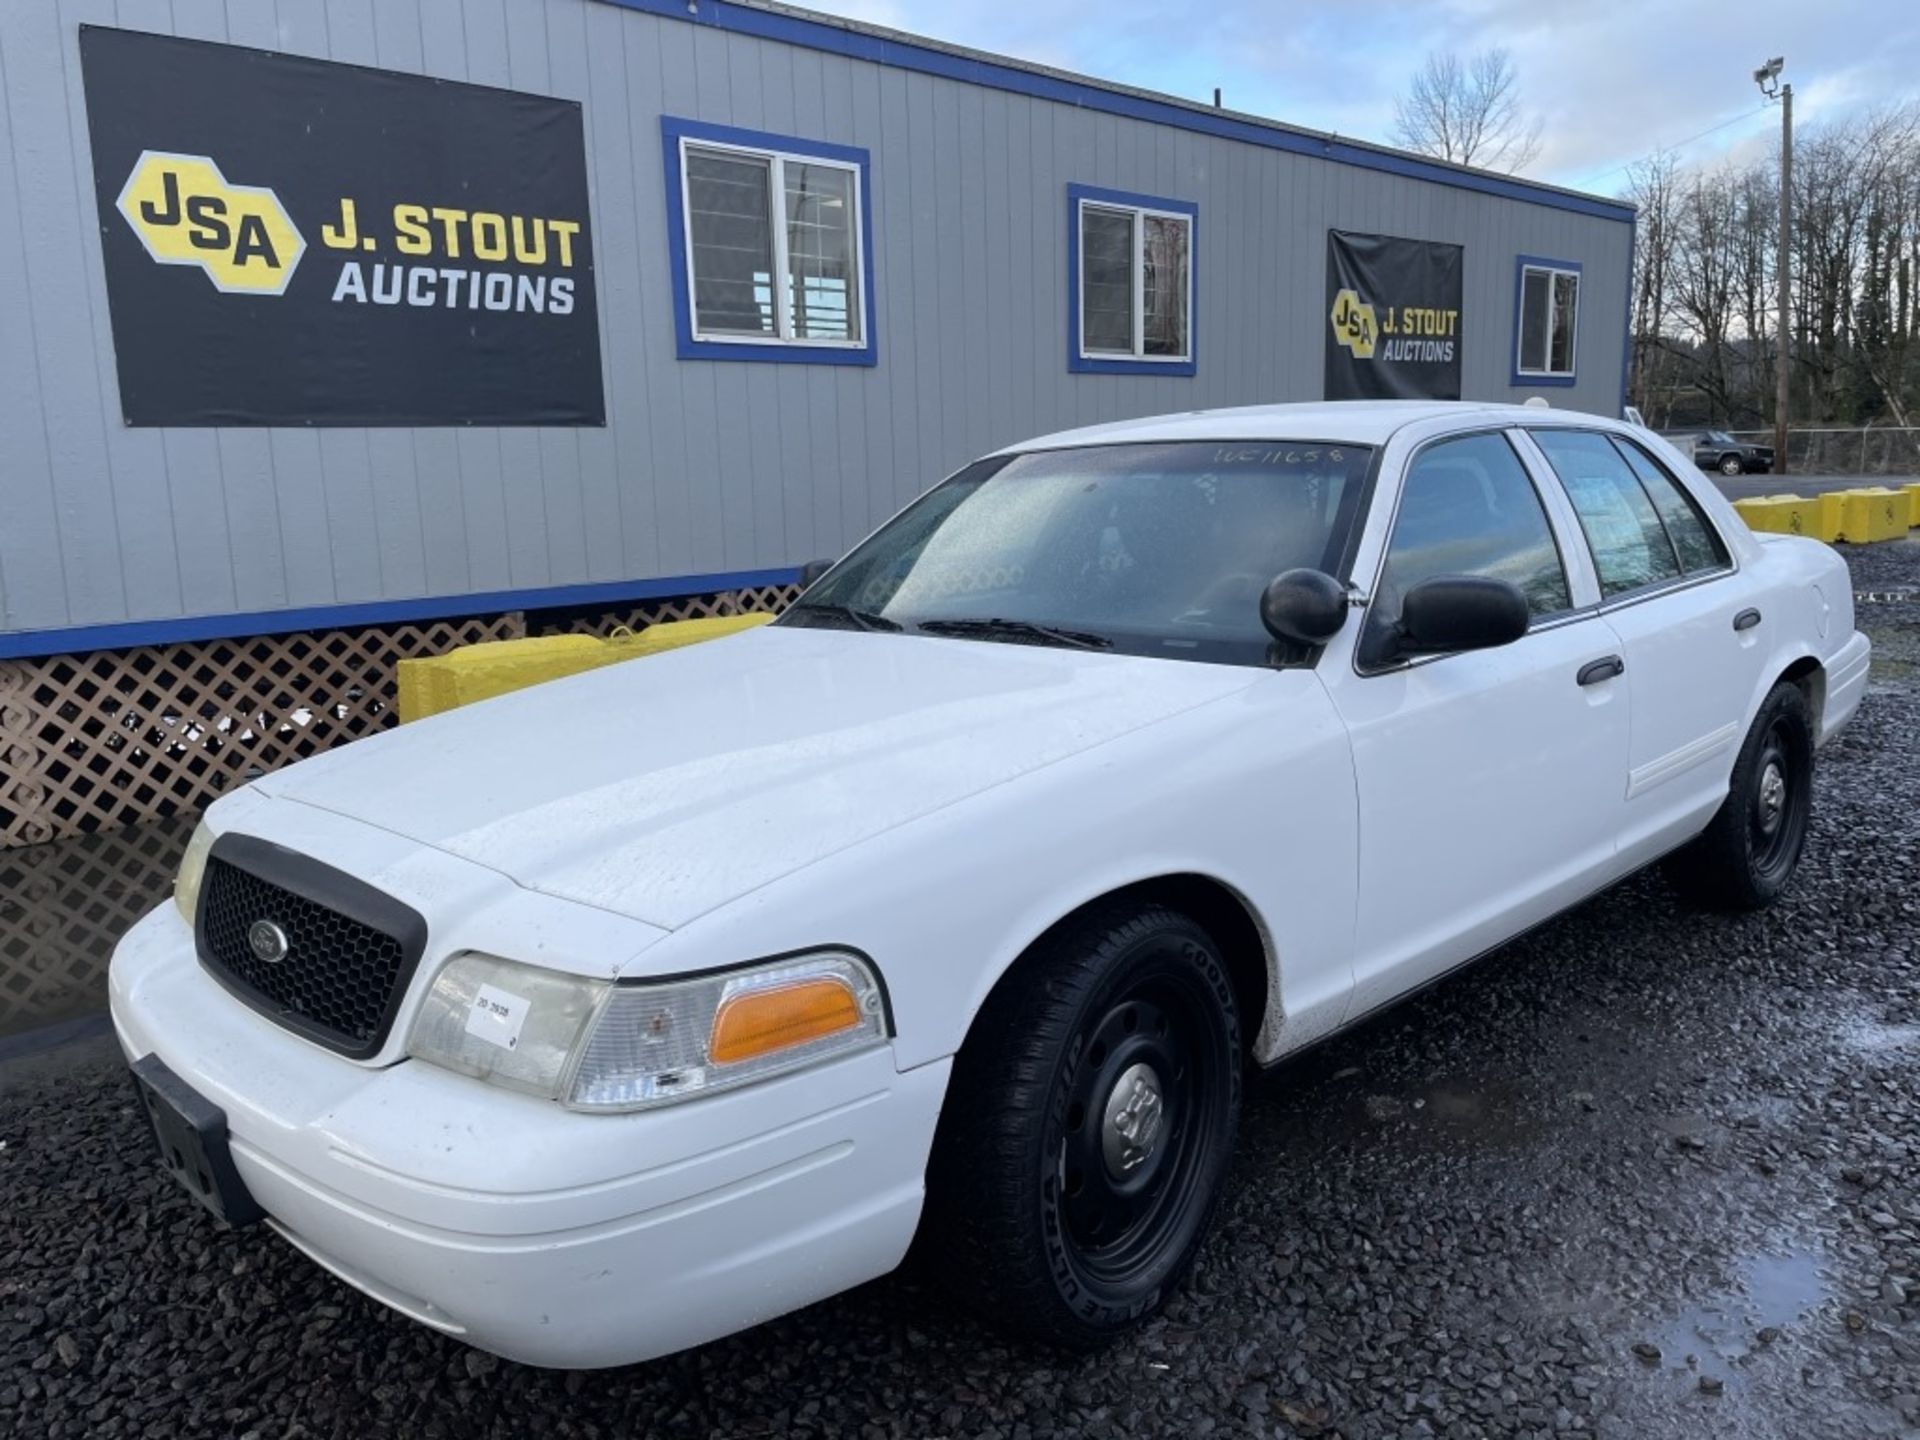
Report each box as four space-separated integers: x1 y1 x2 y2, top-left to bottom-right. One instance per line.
1733 608 1762 632
1577 655 1625 686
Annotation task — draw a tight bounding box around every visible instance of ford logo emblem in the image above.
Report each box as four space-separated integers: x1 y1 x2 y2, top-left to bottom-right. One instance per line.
248 919 291 965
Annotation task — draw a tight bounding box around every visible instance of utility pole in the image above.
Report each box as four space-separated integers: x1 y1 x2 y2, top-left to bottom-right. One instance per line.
1756 58 1791 474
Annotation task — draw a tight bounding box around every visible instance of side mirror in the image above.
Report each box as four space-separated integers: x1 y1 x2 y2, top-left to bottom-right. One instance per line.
1259 568 1349 646
1395 575 1530 657
797 557 834 590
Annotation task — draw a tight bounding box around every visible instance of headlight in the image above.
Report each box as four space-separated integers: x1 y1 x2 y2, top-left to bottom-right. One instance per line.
402 952 606 1100
174 821 216 925
406 950 888 1111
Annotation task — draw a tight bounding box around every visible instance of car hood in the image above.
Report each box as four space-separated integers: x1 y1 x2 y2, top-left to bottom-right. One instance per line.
253 626 1259 929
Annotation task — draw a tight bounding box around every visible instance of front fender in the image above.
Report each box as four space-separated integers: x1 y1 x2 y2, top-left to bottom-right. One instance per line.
649 670 1360 1071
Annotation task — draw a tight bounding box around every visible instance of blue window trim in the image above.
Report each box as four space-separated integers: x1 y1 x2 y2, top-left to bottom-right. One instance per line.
1067 184 1198 376
1511 254 1582 389
601 0 1632 226
660 115 878 366
0 565 804 660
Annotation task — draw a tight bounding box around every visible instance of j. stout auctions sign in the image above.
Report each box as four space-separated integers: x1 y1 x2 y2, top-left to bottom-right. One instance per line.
79 26 605 427
1324 230 1463 401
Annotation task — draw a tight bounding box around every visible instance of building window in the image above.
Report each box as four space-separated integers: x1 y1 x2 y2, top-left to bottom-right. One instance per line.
1513 256 1579 385
661 117 876 366
1067 184 1196 375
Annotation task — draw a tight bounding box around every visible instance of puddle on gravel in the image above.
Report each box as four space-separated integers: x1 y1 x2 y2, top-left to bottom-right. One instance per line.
1640 1245 1830 1384
0 817 192 1041
1345 1075 1544 1151
1836 1015 1920 1055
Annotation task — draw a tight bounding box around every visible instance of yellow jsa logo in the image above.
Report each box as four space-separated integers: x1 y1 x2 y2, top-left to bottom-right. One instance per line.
1330 288 1377 361
116 151 306 296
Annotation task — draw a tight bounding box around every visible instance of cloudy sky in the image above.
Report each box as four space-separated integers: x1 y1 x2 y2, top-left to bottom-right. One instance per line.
806 0 1919 194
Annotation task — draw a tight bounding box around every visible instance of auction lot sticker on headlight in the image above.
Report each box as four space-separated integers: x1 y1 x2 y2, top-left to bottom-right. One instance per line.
77 25 605 427
465 984 532 1052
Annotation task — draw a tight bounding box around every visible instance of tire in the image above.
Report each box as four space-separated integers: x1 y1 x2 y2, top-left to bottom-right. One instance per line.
920 903 1242 1349
1719 452 1746 476
1663 680 1814 910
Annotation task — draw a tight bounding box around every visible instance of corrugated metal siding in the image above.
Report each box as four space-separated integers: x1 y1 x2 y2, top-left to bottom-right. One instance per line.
0 0 1633 641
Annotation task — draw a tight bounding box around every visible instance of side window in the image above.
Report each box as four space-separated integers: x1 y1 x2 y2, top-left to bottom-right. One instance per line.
1514 259 1580 380
1529 429 1683 597
661 117 875 366
1365 432 1571 662
1611 438 1730 574
1068 184 1196 373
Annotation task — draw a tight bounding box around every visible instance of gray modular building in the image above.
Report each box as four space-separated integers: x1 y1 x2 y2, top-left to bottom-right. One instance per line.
0 0 1633 846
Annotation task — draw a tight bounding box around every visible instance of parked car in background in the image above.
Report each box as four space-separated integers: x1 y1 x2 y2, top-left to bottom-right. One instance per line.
112 401 1868 1368
1666 429 1776 476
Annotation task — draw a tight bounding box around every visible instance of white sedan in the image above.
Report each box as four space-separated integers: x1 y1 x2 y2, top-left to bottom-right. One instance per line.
111 401 1869 1367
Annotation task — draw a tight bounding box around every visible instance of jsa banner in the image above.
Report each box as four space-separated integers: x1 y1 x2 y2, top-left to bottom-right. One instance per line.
79 26 605 427
1324 231 1463 401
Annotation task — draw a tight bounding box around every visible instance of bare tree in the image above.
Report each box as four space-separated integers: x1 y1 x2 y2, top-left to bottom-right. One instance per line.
1670 167 1744 419
1623 101 1920 446
1625 152 1682 421
1391 48 1543 174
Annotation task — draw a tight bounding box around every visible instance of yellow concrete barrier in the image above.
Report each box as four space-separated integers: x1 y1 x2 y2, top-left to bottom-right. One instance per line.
1736 488 1916 544
397 613 773 722
1827 487 1908 543
604 613 775 659
1733 494 1833 541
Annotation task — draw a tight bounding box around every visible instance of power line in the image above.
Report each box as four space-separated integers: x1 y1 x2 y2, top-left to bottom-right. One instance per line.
1580 103 1773 187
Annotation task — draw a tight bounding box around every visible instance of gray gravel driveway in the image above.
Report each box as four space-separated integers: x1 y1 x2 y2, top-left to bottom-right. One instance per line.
2 544 1917 1440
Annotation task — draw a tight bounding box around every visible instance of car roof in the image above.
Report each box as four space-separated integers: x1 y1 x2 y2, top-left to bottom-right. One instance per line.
995 400 1621 454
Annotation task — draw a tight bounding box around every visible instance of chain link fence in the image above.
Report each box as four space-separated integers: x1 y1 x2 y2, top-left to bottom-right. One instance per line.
1723 427 1920 476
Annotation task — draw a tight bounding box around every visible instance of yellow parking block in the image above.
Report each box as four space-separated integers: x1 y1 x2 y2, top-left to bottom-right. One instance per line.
602 613 774 659
1904 483 1920 528
1826 487 1908 544
1733 494 1833 541
397 613 773 722
1730 495 1786 533
1862 486 1914 532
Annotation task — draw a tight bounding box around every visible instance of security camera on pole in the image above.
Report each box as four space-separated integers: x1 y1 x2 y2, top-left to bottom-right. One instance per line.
1754 56 1791 477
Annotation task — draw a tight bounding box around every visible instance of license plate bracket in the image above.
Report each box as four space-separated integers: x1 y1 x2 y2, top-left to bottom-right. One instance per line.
130 1054 264 1228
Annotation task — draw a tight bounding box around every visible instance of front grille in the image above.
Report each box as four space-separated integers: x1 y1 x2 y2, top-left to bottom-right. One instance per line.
196 838 426 1058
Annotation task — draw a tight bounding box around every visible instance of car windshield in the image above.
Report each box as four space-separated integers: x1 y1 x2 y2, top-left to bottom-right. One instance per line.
1705 430 1735 444
782 440 1373 665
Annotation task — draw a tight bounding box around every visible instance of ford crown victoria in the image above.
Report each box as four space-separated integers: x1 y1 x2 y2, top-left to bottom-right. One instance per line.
111 401 1870 1366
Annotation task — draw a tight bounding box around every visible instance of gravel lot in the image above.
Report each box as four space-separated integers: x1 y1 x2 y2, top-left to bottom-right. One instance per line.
2 542 1917 1440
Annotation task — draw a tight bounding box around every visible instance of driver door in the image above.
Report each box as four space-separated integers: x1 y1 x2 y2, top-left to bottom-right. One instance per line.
1319 429 1631 1018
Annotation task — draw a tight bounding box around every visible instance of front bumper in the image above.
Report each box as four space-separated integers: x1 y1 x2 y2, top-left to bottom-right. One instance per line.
110 905 948 1368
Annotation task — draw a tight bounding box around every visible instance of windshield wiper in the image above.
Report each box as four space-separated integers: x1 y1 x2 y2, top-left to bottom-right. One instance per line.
913 617 1114 650
785 602 903 633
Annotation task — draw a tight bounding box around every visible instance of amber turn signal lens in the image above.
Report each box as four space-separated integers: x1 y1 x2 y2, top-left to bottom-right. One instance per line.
708 978 862 1065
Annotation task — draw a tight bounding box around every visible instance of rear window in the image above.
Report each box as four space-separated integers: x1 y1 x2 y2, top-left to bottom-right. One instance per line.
1528 429 1682 598
1611 439 1730 575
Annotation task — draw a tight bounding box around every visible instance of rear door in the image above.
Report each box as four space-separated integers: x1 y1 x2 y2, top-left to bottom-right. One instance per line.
1319 428 1631 1017
1521 427 1771 867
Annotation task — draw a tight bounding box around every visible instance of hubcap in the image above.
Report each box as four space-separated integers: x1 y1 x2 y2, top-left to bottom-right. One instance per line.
1101 1062 1165 1176
1053 972 1224 1290
1756 761 1787 835
1746 717 1808 883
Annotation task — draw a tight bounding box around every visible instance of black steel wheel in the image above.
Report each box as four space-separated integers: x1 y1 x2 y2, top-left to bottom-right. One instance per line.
1746 710 1810 887
1720 452 1746 476
1665 680 1815 910
921 903 1242 1348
